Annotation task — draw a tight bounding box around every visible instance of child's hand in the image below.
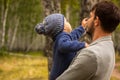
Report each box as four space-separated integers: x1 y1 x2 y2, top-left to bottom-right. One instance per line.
85 43 89 48
81 18 88 29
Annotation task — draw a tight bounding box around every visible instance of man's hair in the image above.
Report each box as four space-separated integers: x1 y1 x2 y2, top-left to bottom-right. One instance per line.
91 1 120 33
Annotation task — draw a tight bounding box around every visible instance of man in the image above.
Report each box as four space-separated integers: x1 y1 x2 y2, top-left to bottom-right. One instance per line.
56 1 120 80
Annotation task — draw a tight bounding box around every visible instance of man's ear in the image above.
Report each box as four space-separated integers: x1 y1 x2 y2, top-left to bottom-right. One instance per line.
94 16 100 27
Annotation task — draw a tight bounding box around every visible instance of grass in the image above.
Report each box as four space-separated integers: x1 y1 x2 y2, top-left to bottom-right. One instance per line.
115 53 120 73
0 52 48 80
115 53 120 63
0 52 120 80
117 66 120 72
110 53 120 80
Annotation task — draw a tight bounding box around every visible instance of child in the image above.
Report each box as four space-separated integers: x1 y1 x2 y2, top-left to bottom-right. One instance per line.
35 13 88 80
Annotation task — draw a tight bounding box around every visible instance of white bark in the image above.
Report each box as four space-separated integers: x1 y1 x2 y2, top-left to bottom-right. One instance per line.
66 4 70 21
10 17 19 50
1 0 9 47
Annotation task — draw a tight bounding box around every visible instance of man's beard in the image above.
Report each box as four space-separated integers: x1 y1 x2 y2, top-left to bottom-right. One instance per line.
86 21 95 41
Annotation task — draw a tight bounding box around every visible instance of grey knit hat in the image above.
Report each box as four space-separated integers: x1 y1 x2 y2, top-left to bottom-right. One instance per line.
35 13 64 37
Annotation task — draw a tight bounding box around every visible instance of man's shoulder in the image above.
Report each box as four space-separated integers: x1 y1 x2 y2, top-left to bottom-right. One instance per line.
78 45 97 54
78 43 103 56
77 40 114 59
76 47 97 59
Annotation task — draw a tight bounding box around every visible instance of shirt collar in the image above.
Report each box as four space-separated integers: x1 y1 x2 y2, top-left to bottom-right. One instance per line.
90 35 112 46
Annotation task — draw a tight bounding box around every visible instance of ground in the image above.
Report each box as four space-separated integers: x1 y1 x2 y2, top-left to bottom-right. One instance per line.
0 52 48 80
111 62 120 80
0 52 120 80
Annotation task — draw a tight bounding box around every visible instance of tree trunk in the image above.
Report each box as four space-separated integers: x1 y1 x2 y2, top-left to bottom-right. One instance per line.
66 4 70 21
1 0 9 48
53 0 61 13
10 17 19 51
41 0 53 75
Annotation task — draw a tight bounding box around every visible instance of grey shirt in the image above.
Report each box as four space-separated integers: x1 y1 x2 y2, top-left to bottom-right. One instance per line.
56 36 115 80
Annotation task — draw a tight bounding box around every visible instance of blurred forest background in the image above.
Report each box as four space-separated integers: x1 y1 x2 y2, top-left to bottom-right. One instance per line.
0 0 120 53
0 0 120 80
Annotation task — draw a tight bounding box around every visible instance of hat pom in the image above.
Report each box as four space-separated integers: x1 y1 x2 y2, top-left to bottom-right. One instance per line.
35 23 45 34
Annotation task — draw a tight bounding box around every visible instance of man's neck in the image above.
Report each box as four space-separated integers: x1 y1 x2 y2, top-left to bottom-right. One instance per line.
92 27 111 41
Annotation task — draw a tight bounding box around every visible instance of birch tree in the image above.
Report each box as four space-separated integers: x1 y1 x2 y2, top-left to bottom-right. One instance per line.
1 0 9 48
9 16 19 50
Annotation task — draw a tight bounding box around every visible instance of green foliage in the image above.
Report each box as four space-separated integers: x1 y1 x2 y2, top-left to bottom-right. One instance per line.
61 0 81 28
61 0 68 15
0 0 45 51
111 0 120 7
115 24 120 31
115 53 120 63
0 0 120 51
111 0 120 34
69 0 81 28
8 0 43 32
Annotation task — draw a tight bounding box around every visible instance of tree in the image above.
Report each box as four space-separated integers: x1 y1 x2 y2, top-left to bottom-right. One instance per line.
111 0 120 55
9 16 19 50
6 0 44 51
1 0 10 48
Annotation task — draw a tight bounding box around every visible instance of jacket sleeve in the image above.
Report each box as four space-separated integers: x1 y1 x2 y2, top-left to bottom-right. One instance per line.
58 35 85 53
56 49 97 80
70 26 85 40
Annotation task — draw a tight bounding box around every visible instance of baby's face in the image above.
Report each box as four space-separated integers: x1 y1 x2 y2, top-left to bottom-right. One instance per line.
64 18 72 33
